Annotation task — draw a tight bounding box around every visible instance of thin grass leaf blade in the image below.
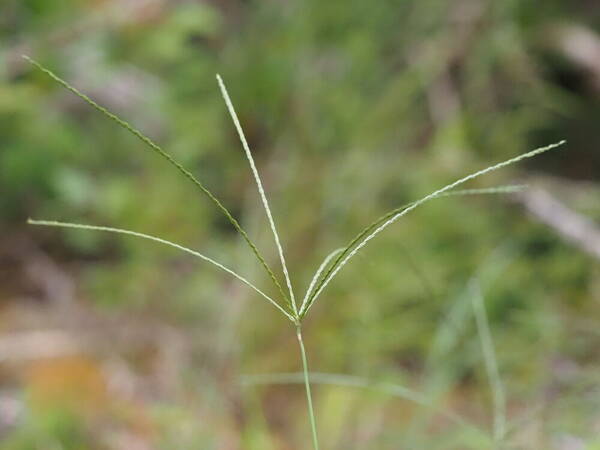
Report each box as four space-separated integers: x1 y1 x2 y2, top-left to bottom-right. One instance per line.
470 279 506 442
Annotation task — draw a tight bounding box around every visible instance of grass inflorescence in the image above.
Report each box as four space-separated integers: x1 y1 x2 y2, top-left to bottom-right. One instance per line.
25 56 564 449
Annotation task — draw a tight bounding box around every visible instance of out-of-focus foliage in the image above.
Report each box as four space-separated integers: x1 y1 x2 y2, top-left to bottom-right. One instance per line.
1 0 599 448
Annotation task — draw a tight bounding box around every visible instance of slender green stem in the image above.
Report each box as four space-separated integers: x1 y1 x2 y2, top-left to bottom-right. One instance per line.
296 325 319 450
241 372 491 441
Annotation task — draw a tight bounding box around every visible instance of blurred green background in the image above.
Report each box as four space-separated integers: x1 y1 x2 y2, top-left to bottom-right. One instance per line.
1 0 599 448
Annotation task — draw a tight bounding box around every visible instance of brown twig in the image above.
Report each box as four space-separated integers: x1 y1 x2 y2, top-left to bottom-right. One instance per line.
518 188 600 260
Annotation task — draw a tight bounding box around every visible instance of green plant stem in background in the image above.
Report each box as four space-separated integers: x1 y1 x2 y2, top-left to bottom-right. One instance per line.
242 372 492 442
296 325 319 450
470 280 506 443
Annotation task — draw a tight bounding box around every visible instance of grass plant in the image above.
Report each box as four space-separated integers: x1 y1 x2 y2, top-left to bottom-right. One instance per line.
26 56 564 448
470 280 506 444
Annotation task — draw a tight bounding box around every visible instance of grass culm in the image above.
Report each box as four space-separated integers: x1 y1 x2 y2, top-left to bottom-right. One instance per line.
25 56 565 448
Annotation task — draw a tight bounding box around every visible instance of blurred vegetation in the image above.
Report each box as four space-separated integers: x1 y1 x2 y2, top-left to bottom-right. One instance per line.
1 0 599 448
